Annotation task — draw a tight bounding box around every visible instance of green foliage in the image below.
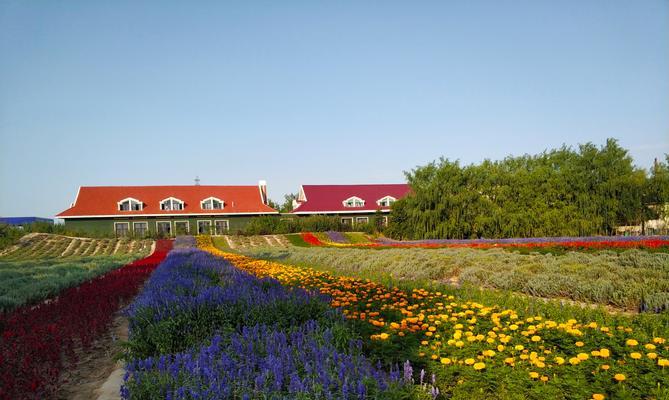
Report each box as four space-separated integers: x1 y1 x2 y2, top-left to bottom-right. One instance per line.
242 215 357 235
0 225 24 251
387 139 669 239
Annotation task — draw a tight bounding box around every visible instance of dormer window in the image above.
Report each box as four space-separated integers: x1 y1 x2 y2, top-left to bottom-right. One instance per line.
342 196 365 208
201 197 224 210
376 196 397 207
160 197 184 211
118 198 143 211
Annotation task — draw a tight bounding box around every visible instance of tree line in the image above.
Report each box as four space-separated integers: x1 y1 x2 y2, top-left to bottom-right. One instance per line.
387 139 669 240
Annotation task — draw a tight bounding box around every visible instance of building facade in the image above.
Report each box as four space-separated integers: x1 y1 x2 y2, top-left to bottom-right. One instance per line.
56 182 277 236
290 184 410 226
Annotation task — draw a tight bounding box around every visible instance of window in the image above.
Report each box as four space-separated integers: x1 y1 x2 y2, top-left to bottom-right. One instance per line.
118 198 142 211
156 221 171 236
355 217 369 225
115 222 129 236
341 217 353 225
214 220 229 235
174 221 189 234
133 222 148 236
376 196 396 207
201 197 224 210
198 220 212 234
342 196 365 208
160 197 184 211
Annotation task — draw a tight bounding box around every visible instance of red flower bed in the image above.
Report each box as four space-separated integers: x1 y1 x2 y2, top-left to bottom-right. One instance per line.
0 240 172 400
300 232 323 246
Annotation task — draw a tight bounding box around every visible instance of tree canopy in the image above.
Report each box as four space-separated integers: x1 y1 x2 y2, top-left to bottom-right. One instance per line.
387 139 669 239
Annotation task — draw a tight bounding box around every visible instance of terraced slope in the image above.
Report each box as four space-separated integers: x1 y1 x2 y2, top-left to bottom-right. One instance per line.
221 234 290 250
0 233 153 261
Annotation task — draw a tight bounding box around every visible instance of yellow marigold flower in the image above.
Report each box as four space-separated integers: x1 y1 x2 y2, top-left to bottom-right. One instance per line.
569 357 580 365
591 350 600 357
483 350 496 357
630 352 642 360
626 339 638 347
577 353 589 361
535 361 546 368
431 354 438 360
497 345 505 352
504 357 515 365
473 362 486 370
658 358 669 367
614 373 626 382
653 337 666 344
555 357 565 365
421 340 429 346
455 340 464 348
575 341 584 347
515 345 524 351
592 394 605 400
648 353 658 360
601 364 610 370
599 348 610 358
645 343 656 350
509 324 518 330
531 335 541 342
529 371 539 379
440 357 451 365
465 358 475 365
540 376 549 382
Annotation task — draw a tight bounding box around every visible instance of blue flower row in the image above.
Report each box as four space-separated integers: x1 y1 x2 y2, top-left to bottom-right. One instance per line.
122 247 409 399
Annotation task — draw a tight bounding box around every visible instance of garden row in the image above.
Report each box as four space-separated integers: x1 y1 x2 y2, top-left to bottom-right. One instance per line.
0 240 171 400
298 232 669 251
241 245 669 312
0 233 153 260
122 236 423 399
200 237 669 399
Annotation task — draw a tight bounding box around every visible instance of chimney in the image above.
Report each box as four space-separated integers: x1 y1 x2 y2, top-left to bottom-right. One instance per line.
258 180 268 205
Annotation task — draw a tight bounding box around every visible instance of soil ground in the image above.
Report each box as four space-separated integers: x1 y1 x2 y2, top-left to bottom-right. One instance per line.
55 315 128 400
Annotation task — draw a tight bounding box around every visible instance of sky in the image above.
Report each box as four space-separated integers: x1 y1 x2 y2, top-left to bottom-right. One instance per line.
1 1 668 217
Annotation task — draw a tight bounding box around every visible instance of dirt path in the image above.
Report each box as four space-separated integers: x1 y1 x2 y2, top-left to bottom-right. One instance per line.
56 315 128 400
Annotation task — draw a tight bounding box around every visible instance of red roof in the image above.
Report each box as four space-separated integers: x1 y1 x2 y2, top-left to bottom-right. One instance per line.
291 184 410 214
57 185 277 218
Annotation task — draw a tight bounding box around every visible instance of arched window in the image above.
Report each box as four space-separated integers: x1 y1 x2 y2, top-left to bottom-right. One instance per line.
160 197 185 211
342 196 365 208
201 197 224 210
376 196 397 207
118 198 143 211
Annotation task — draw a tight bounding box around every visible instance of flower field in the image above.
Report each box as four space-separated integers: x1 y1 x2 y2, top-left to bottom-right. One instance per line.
240 245 669 312
306 233 669 251
0 240 171 400
0 234 156 313
199 236 669 399
122 236 417 399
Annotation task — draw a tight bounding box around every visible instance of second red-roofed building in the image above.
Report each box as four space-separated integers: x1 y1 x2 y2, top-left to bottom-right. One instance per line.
291 184 410 226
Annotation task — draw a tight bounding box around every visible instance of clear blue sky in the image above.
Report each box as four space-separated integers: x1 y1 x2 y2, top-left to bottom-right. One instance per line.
1 1 667 217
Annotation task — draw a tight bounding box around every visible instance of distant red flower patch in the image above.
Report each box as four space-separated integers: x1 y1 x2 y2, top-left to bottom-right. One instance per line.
300 233 324 246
